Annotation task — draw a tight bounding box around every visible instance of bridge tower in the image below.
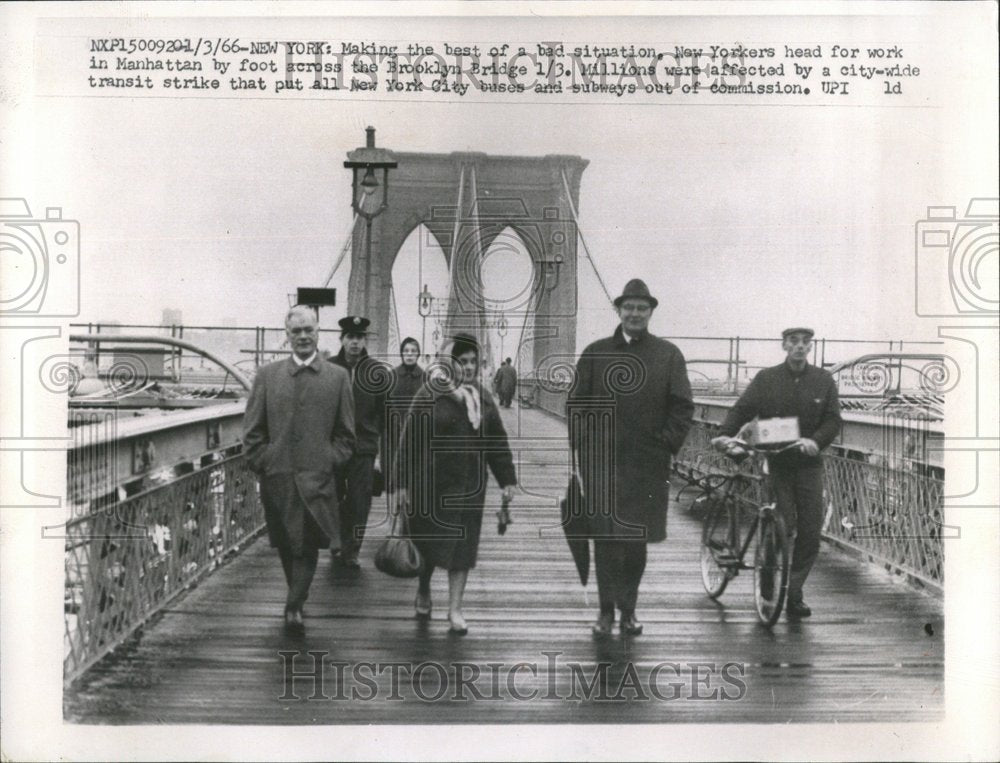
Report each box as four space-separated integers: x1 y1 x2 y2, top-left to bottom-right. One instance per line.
346 144 588 374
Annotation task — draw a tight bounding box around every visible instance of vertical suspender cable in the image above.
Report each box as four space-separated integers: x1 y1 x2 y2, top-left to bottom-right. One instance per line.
468 165 490 360
446 165 466 312
561 168 614 306
323 212 361 287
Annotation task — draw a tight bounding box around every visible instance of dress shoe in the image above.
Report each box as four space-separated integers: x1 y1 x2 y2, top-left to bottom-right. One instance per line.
448 612 468 635
591 613 614 637
786 595 812 618
415 592 432 620
343 551 361 570
620 613 644 636
284 608 305 636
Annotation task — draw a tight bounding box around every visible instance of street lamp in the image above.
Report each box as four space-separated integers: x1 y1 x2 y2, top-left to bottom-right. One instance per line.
541 253 564 295
418 283 433 355
344 126 398 320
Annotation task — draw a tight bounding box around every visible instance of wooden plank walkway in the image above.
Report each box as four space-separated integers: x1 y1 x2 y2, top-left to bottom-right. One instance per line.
65 406 943 724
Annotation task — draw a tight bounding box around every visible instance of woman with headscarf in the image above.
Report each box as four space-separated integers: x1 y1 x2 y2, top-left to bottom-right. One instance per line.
390 333 517 635
390 337 426 405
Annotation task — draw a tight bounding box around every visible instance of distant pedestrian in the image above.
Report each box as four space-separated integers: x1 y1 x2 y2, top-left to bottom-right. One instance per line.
243 306 355 635
493 357 518 408
390 337 426 406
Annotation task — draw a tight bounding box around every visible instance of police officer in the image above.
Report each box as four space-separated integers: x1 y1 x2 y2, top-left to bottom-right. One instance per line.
329 315 390 569
712 327 842 617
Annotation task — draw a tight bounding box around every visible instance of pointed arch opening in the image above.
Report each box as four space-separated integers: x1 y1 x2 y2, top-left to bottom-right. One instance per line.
390 224 450 362
479 226 534 376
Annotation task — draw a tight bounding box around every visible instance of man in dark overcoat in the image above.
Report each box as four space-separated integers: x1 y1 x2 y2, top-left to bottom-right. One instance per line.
713 327 842 618
329 315 391 569
567 278 694 636
243 306 355 634
493 357 518 408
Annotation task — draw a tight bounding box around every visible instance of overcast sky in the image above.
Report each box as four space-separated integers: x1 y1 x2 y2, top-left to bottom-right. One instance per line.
10 8 999 360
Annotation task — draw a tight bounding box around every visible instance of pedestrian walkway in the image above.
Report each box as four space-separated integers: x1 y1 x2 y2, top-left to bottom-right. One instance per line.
65 405 943 724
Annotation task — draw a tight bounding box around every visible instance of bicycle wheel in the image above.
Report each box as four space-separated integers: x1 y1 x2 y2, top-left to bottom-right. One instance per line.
754 510 790 626
700 495 736 598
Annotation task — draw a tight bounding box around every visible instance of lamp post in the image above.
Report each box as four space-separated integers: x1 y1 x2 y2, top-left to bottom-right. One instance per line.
541 253 565 296
418 283 433 355
344 126 397 334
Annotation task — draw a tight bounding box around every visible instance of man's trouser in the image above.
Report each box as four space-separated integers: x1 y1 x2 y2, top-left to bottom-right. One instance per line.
336 453 376 557
278 546 318 611
770 463 825 598
594 538 648 616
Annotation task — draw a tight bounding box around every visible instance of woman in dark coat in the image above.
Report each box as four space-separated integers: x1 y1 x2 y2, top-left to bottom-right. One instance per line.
390 337 426 405
391 333 517 635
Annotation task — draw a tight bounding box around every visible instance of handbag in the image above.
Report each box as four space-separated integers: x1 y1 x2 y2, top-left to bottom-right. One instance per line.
374 504 423 578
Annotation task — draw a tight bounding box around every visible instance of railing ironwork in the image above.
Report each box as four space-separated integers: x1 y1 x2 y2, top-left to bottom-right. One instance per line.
64 452 264 684
673 420 944 590
521 378 944 592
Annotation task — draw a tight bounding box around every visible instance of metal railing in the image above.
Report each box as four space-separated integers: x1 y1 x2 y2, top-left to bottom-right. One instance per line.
674 420 944 591
63 452 264 684
520 378 945 592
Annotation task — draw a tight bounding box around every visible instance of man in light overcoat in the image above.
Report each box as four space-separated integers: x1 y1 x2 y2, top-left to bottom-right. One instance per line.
243 306 355 634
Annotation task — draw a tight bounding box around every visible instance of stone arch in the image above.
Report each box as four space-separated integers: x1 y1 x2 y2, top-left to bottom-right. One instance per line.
348 149 588 373
389 222 450 357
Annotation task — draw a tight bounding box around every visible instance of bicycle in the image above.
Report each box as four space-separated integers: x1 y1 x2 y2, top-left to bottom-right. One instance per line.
698 439 800 626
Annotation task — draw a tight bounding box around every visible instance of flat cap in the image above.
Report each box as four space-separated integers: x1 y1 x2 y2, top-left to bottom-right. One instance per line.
781 327 815 339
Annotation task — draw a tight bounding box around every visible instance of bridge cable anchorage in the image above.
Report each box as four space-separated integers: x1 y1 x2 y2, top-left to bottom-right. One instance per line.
560 168 614 307
322 212 361 287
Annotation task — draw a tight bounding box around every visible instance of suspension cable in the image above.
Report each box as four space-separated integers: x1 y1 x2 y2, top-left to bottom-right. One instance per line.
322 212 360 287
560 168 614 306
389 284 402 351
446 165 466 306
468 165 490 358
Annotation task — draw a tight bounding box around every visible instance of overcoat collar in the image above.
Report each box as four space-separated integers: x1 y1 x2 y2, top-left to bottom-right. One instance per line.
397 362 423 378
333 346 370 370
613 325 648 347
782 359 812 378
286 354 323 375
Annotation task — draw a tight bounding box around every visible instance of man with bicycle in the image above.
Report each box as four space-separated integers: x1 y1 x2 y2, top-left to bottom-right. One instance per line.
711 327 841 618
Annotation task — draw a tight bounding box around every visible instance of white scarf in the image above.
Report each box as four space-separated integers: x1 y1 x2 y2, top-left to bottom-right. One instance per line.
454 384 481 430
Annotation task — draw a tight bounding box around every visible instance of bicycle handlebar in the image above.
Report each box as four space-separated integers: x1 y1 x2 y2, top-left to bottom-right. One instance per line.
717 438 803 460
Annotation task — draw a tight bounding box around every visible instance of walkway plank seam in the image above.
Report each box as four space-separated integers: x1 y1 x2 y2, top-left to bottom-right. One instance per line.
65 407 943 724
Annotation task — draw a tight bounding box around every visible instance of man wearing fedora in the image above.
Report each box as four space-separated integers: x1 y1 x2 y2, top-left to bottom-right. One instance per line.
712 327 842 618
329 315 391 569
567 278 694 636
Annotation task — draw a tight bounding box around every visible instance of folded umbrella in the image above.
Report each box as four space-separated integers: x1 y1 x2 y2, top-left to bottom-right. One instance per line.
560 473 590 586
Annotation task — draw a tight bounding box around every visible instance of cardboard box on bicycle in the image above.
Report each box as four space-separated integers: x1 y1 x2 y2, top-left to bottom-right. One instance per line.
747 417 800 446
